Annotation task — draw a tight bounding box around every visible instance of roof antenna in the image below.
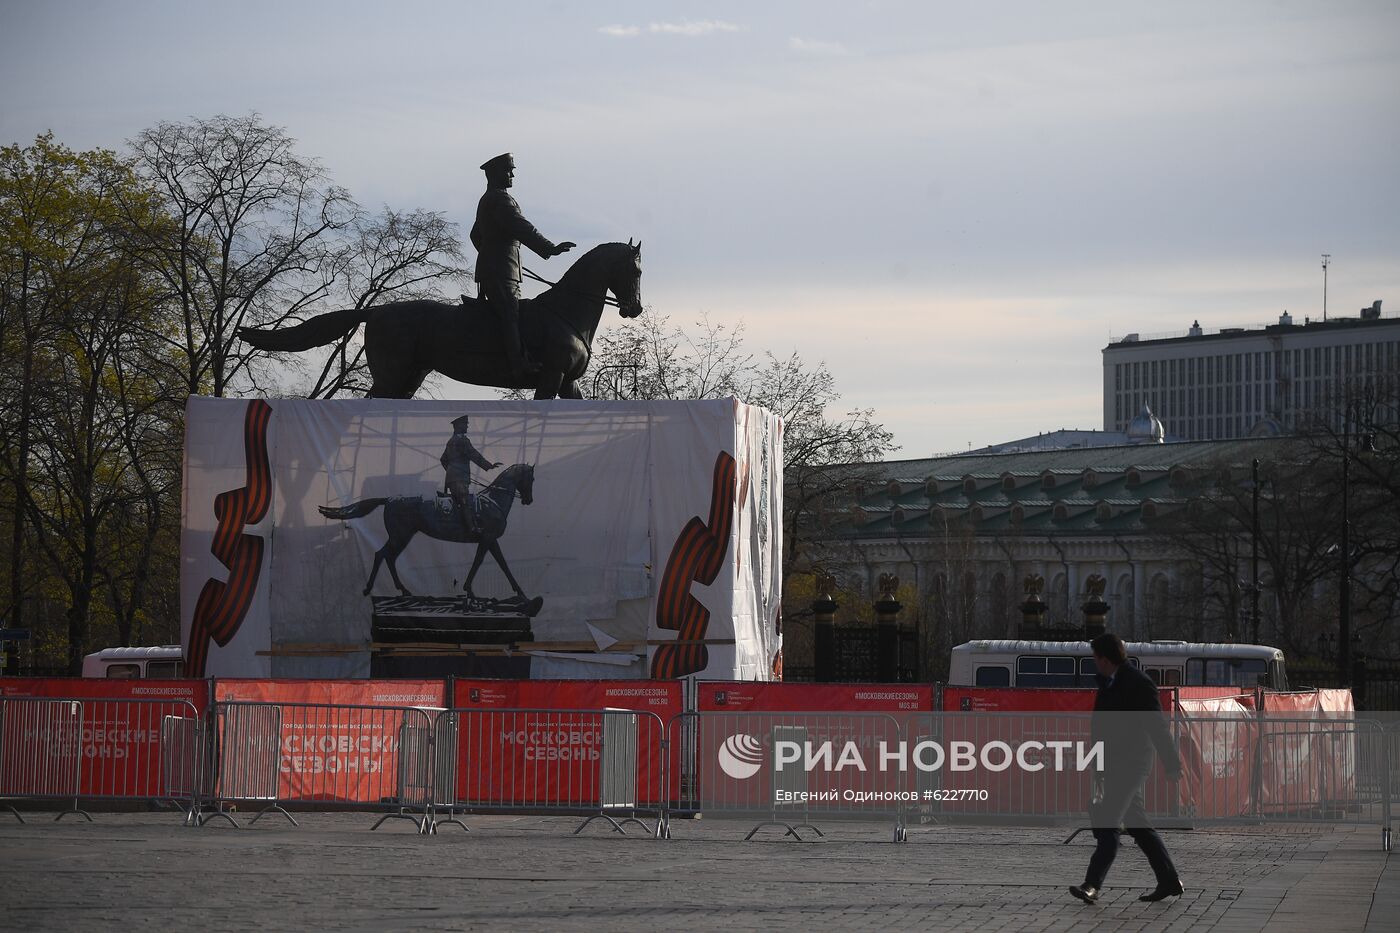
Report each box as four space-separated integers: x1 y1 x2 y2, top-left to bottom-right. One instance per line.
1321 253 1331 322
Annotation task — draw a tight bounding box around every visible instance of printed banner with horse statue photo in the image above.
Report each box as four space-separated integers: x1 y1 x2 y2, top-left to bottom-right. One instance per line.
181 397 782 683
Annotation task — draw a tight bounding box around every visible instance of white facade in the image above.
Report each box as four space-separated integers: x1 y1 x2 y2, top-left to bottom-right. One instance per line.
1103 308 1400 440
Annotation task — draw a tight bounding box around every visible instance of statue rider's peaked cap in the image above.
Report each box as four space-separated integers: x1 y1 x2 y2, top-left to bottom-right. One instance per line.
452 414 472 430
480 153 514 174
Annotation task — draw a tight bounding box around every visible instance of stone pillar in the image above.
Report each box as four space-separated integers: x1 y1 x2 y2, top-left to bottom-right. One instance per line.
1065 561 1080 626
875 573 901 682
1019 573 1047 639
1082 573 1110 639
1131 562 1146 640
813 573 838 683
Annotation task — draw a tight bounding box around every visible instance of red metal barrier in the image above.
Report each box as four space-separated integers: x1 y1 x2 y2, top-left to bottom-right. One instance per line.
939 686 1182 814
942 686 1095 713
1176 696 1256 818
0 678 208 801
452 679 682 804
693 682 930 810
698 681 930 713
1259 689 1357 811
211 679 445 802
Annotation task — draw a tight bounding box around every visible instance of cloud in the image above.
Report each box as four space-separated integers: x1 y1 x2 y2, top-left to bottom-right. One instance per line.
788 36 849 55
599 20 741 39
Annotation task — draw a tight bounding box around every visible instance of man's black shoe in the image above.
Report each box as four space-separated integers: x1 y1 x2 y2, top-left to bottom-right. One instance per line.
1138 880 1185 902
1069 884 1099 904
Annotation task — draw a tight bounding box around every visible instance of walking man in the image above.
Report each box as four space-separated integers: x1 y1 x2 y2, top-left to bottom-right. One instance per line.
441 414 500 538
1070 632 1185 905
469 153 575 380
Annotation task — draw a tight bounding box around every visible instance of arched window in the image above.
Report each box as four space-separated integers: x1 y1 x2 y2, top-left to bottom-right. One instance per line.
1048 572 1068 627
1115 573 1134 629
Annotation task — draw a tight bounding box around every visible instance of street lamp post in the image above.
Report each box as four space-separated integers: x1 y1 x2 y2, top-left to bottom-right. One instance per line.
1251 458 1261 644
1338 409 1377 687
1340 421 1351 686
1321 253 1331 322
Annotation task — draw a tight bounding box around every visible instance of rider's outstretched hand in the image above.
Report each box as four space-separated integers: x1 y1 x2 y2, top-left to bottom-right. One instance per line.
553 241 576 256
491 461 503 469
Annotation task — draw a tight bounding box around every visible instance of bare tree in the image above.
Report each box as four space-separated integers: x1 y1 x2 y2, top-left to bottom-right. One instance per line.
124 113 356 397
1299 375 1400 659
304 207 469 398
557 308 897 665
586 310 750 401
1156 439 1398 659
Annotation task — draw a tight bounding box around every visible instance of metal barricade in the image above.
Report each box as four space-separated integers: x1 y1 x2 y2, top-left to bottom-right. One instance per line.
897 710 1394 853
575 709 655 836
0 698 84 821
370 711 436 833
439 707 668 837
427 711 469 833
1385 719 1400 851
161 714 208 826
205 702 289 827
669 710 906 841
204 701 442 830
0 696 203 823
907 711 1099 831
757 724 823 840
1246 715 1391 851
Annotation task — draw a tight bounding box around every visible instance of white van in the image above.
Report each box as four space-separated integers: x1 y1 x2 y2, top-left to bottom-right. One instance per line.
949 639 1287 689
81 646 185 679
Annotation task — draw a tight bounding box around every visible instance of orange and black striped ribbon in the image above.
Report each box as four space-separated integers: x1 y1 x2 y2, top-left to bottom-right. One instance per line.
187 400 273 677
650 451 737 679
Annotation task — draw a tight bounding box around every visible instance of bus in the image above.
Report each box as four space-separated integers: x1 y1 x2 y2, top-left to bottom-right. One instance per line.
81 646 185 679
949 640 1287 690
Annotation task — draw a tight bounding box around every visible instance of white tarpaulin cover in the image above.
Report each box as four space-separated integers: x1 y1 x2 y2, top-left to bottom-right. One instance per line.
181 397 781 681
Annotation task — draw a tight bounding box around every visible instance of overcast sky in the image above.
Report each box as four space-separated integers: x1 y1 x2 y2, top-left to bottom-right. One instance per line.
3 0 1397 456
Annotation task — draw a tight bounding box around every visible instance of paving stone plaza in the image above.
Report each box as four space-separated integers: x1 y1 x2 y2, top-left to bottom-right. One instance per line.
1 812 1394 931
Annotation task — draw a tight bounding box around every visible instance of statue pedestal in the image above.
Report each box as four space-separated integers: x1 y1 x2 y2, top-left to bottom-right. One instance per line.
369 595 536 678
369 595 538 644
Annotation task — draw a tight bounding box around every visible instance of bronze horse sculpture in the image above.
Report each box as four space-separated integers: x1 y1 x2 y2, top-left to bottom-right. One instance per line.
238 241 643 399
319 463 535 599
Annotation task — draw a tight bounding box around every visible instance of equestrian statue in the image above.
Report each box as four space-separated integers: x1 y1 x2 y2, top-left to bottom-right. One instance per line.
318 462 536 599
237 153 642 399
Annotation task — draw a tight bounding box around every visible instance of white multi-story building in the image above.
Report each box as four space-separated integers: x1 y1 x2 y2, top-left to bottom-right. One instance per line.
1103 302 1398 440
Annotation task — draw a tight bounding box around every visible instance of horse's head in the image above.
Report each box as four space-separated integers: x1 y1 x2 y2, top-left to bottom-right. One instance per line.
510 463 534 505
609 240 643 319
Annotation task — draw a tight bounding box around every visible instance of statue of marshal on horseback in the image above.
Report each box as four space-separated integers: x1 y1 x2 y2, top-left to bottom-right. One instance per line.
471 152 575 381
236 151 642 401
441 414 500 538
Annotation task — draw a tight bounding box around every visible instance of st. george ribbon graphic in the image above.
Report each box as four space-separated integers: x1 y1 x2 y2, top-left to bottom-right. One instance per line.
186 400 272 677
650 451 736 678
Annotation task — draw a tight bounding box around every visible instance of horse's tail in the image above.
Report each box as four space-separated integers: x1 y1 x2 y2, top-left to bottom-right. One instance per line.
238 307 373 352
318 498 388 520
